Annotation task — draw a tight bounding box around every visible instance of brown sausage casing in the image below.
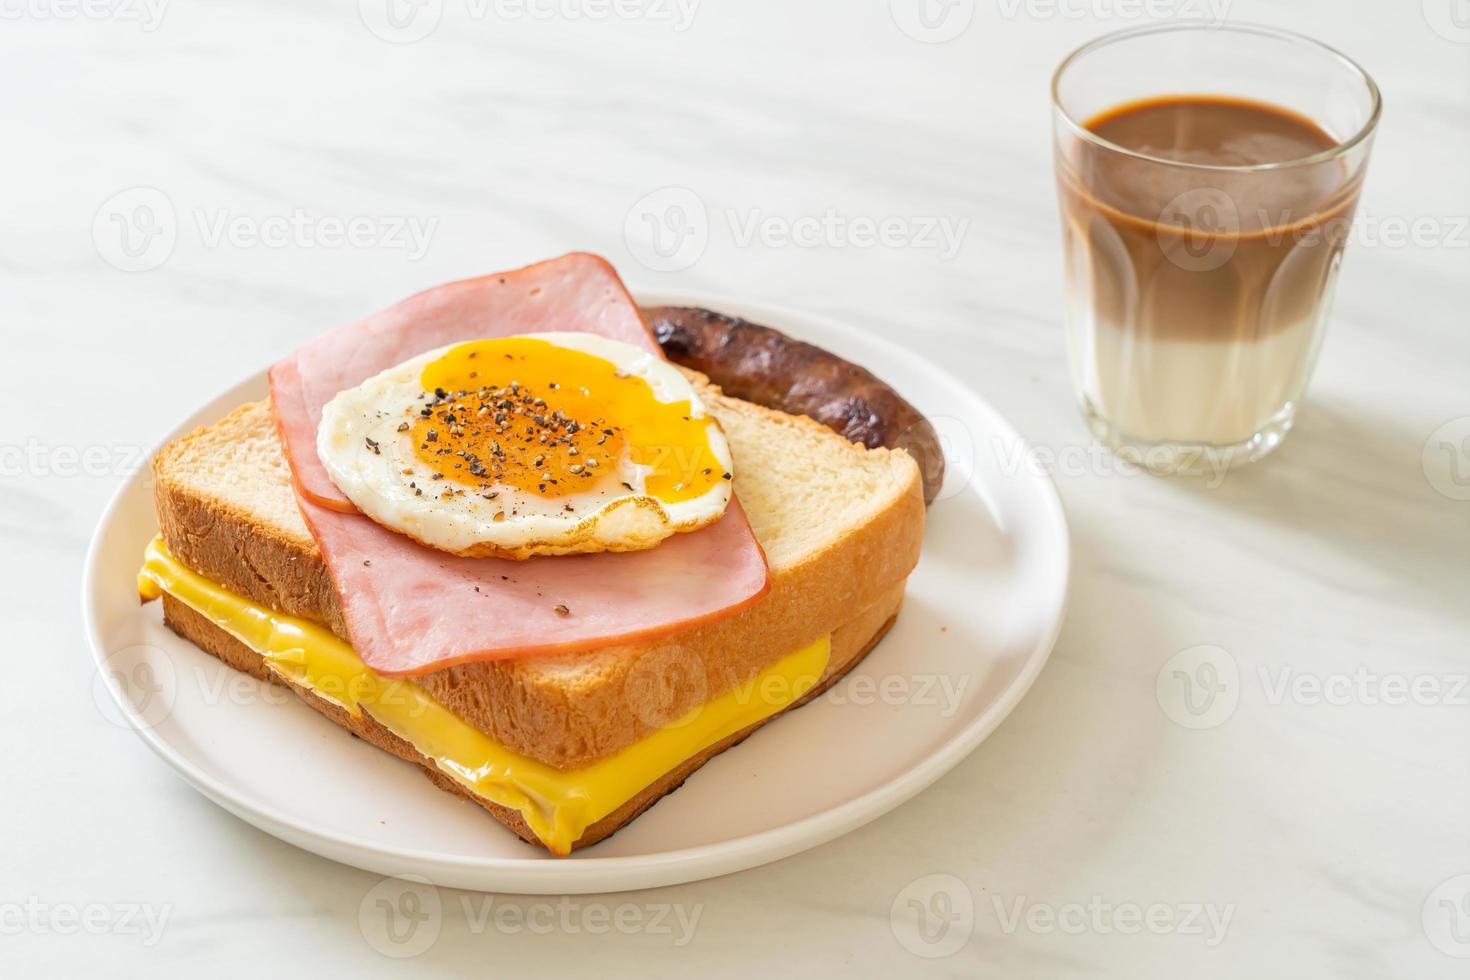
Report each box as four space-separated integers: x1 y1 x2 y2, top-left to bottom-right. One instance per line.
643 306 945 505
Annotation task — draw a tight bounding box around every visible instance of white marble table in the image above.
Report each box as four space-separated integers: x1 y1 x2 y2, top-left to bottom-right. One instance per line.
6 1 1468 976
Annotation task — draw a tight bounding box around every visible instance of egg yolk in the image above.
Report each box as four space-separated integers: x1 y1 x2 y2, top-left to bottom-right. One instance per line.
410 338 725 503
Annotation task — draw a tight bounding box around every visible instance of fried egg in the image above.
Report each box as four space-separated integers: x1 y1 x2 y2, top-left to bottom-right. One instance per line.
316 332 734 559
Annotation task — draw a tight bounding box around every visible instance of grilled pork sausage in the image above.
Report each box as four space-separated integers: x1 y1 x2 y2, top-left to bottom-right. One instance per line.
643 306 945 504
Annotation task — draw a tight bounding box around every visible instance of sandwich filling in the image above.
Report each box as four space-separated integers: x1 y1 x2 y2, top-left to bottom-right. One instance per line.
137 537 830 855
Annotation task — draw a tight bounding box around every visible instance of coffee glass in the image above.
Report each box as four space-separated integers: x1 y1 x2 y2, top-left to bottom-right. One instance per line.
1052 24 1380 472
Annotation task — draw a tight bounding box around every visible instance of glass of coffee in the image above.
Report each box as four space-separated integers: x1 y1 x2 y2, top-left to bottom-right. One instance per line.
1052 24 1380 472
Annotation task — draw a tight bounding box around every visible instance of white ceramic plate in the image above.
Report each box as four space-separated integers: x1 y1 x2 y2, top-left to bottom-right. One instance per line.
83 292 1069 894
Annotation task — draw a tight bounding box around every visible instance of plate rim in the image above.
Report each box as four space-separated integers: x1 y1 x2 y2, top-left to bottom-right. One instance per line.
83 289 1071 894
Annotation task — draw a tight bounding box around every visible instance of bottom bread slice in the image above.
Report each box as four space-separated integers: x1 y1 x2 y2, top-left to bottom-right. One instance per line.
158 582 905 854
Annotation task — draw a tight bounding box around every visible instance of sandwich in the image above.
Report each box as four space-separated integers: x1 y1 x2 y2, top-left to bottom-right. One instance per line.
138 253 934 856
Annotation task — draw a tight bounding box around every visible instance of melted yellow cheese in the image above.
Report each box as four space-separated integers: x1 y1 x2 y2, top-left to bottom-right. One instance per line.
137 538 829 855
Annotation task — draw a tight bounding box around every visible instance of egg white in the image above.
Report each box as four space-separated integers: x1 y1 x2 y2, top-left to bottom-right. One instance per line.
315 332 734 559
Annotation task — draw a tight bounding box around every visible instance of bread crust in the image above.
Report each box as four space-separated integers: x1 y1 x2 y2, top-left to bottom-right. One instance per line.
158 582 903 852
152 390 924 770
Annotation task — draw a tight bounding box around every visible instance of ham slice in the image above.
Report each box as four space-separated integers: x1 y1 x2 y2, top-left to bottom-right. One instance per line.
270 253 662 512
268 253 771 676
304 496 768 675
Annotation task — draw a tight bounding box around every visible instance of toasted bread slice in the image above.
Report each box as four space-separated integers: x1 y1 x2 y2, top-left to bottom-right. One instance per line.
158 582 904 851
151 374 925 771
